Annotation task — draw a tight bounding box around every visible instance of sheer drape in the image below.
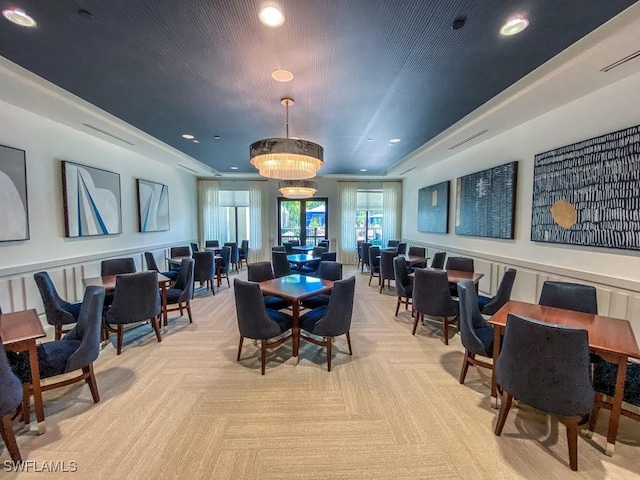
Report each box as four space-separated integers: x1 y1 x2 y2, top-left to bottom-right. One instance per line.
382 181 402 247
249 181 270 262
197 179 220 248
337 182 358 264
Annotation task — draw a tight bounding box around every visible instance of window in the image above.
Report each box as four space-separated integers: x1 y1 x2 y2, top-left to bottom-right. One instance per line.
278 198 328 246
356 190 383 246
219 190 250 244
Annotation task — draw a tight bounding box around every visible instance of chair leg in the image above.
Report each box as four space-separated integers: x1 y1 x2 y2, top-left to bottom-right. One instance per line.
565 418 580 471
443 317 449 345
459 349 472 384
395 297 401 316
379 281 384 294
326 337 333 372
151 316 162 343
237 336 244 361
186 301 193 323
588 392 603 432
261 339 267 375
412 312 421 335
55 324 62 341
368 273 373 286
0 414 21 463
494 390 513 436
346 331 353 355
179 304 184 316
83 364 100 403
116 324 123 355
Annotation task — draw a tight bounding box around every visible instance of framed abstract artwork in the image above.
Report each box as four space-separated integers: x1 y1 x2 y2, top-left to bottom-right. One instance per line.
136 179 170 232
0 144 29 241
62 161 122 237
417 181 449 233
531 124 640 250
455 161 518 239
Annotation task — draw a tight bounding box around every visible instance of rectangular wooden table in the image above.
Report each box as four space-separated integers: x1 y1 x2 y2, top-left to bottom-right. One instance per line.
488 301 640 456
168 254 222 286
409 268 484 290
259 274 334 359
0 309 47 434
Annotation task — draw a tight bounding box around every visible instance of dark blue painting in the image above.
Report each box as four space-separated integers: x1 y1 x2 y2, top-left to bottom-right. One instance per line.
455 162 517 239
418 181 449 233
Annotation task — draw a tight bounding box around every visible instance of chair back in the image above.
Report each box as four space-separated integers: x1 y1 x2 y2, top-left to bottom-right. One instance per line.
361 243 371 268
170 246 191 257
408 246 426 257
380 250 397 281
357 240 364 261
173 259 195 303
320 252 337 262
317 261 343 281
445 256 474 272
289 239 300 246
430 252 446 269
190 242 199 253
368 246 381 271
240 239 249 256
101 258 136 276
144 252 159 271
0 342 22 417
393 256 411 297
283 242 294 254
106 272 161 324
218 247 232 275
193 251 215 282
457 280 493 356
272 251 291 278
34 271 75 326
272 245 286 253
387 240 400 249
397 242 407 255
318 240 330 250
496 314 594 417
64 286 106 372
205 240 219 248
224 242 239 264
481 269 517 315
233 279 284 339
413 268 458 317
248 262 275 283
311 276 356 337
311 246 326 258
539 281 597 314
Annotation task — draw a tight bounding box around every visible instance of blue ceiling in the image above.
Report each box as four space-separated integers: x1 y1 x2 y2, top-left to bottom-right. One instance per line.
0 0 636 174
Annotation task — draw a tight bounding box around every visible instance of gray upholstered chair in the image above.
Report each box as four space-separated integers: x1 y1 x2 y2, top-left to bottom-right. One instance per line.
34 271 82 340
12 286 105 428
299 276 356 371
318 239 330 251
301 261 343 309
387 240 400 249
356 241 365 271
445 256 474 272
193 251 216 292
457 280 494 384
190 242 199 253
144 252 178 282
368 246 381 286
430 252 446 269
538 281 597 314
272 245 286 253
407 246 427 268
234 279 293 375
283 242 295 255
289 239 300 246
104 272 162 355
216 246 232 288
379 250 397 293
272 251 291 278
247 262 289 310
205 240 219 249
412 268 458 344
239 239 249 269
393 256 412 316
478 269 517 315
300 246 326 275
494 314 594 471
397 242 407 255
360 242 371 273
224 242 239 272
0 342 23 463
320 251 337 262
170 246 191 258
165 259 195 324
101 257 136 276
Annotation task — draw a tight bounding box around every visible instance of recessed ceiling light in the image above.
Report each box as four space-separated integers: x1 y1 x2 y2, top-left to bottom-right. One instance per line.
452 16 466 30
500 17 529 36
360 169 367 172
182 134 194 139
193 139 200 144
367 138 373 142
272 69 294 82
2 8 36 27
259 6 284 27
389 138 401 143
230 166 239 170
214 135 220 140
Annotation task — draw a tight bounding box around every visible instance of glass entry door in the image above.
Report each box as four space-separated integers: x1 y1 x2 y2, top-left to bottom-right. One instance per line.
278 198 328 246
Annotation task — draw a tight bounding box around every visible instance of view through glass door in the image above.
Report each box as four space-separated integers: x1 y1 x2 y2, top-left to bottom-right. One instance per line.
278 198 328 246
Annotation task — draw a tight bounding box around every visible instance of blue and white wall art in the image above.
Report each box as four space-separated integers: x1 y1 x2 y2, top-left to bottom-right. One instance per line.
136 179 170 232
0 144 29 241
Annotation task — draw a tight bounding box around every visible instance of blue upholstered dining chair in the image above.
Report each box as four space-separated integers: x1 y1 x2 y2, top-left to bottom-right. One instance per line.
397 242 407 255
234 279 293 375
170 246 191 258
239 239 249 269
190 242 199 253
299 276 356 372
430 252 446 269
494 314 594 471
193 251 216 293
379 250 397 293
445 256 474 272
367 246 381 286
387 240 400 249
34 271 82 340
165 259 195 325
477 269 517 316
11 286 105 429
457 280 494 385
104 272 162 355
101 257 136 276
144 251 178 282
407 246 427 269
216 246 232 288
301 261 343 309
272 251 291 278
538 281 597 314
247 261 289 310
205 240 219 249
0 341 23 463
393 256 412 316
360 242 371 273
224 242 239 272
412 268 458 344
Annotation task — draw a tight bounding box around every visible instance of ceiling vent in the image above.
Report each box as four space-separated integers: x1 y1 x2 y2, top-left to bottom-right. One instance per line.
600 49 640 73
178 164 199 174
399 166 416 175
82 123 135 146
448 129 488 150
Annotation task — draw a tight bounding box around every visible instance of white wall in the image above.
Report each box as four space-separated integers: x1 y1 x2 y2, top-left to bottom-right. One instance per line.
402 71 640 333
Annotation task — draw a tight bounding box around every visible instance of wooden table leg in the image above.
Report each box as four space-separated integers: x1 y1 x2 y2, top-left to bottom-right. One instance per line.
161 282 168 328
490 326 502 409
605 356 628 456
292 302 300 359
28 340 46 434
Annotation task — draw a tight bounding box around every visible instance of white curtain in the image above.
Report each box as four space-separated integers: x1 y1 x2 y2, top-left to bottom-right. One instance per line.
197 179 220 248
382 181 402 247
249 181 270 262
337 182 358 264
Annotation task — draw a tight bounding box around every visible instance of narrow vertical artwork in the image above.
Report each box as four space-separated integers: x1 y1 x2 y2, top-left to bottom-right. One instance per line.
0 145 29 241
417 181 449 233
137 179 170 232
531 124 640 250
